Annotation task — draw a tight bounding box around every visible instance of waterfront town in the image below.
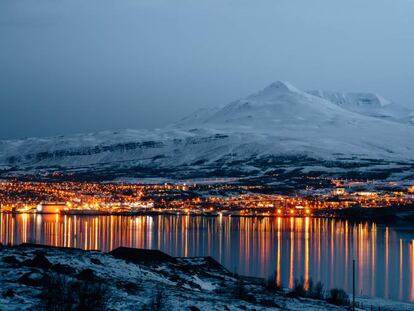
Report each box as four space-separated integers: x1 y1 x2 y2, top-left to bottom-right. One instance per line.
1 179 413 217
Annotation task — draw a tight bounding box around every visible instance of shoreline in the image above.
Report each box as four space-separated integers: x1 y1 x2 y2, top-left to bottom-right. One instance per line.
2 206 414 225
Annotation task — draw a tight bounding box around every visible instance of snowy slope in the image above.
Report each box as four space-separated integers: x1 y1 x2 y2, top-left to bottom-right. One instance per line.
1 81 414 180
309 90 414 124
0 245 354 311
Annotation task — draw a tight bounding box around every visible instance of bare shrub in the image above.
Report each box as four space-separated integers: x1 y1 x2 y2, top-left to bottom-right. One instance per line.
76 279 108 311
327 288 350 306
151 287 164 311
291 277 306 297
307 279 325 299
233 279 256 303
265 271 281 292
139 287 165 311
40 274 74 311
40 273 108 311
311 281 324 299
287 277 325 300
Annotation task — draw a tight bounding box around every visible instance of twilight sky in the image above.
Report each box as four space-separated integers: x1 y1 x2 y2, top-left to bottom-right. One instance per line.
1 0 414 139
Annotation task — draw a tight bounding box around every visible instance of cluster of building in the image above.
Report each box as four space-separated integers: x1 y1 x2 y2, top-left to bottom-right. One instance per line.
0 179 413 216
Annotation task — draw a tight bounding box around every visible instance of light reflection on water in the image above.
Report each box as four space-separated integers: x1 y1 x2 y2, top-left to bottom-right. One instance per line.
1 213 414 302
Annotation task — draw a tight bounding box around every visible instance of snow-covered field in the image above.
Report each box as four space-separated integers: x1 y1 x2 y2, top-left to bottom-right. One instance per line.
1 81 413 180
0 244 413 311
0 244 358 311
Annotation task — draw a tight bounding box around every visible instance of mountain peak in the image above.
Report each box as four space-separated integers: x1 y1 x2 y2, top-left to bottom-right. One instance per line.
243 80 312 105
264 81 302 93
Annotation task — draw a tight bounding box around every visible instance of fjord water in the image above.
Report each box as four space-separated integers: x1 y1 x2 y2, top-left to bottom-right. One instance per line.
1 214 413 302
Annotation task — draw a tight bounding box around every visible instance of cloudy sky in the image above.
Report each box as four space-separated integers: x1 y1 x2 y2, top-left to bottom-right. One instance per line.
1 0 413 139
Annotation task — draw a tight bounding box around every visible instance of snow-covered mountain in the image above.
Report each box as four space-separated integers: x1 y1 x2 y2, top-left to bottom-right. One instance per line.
1 81 414 181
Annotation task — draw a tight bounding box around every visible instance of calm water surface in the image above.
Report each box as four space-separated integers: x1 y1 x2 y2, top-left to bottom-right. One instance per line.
1 213 414 302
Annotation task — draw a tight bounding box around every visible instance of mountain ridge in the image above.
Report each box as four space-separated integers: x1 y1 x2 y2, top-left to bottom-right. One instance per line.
1 81 413 181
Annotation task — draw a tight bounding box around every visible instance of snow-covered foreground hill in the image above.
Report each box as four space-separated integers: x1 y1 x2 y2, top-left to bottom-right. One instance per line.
1 244 411 311
1 81 413 181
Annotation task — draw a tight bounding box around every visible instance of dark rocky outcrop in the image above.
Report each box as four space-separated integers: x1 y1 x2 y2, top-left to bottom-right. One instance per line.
22 251 52 270
18 270 48 287
110 247 176 264
2 255 21 265
52 263 76 275
77 268 97 281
